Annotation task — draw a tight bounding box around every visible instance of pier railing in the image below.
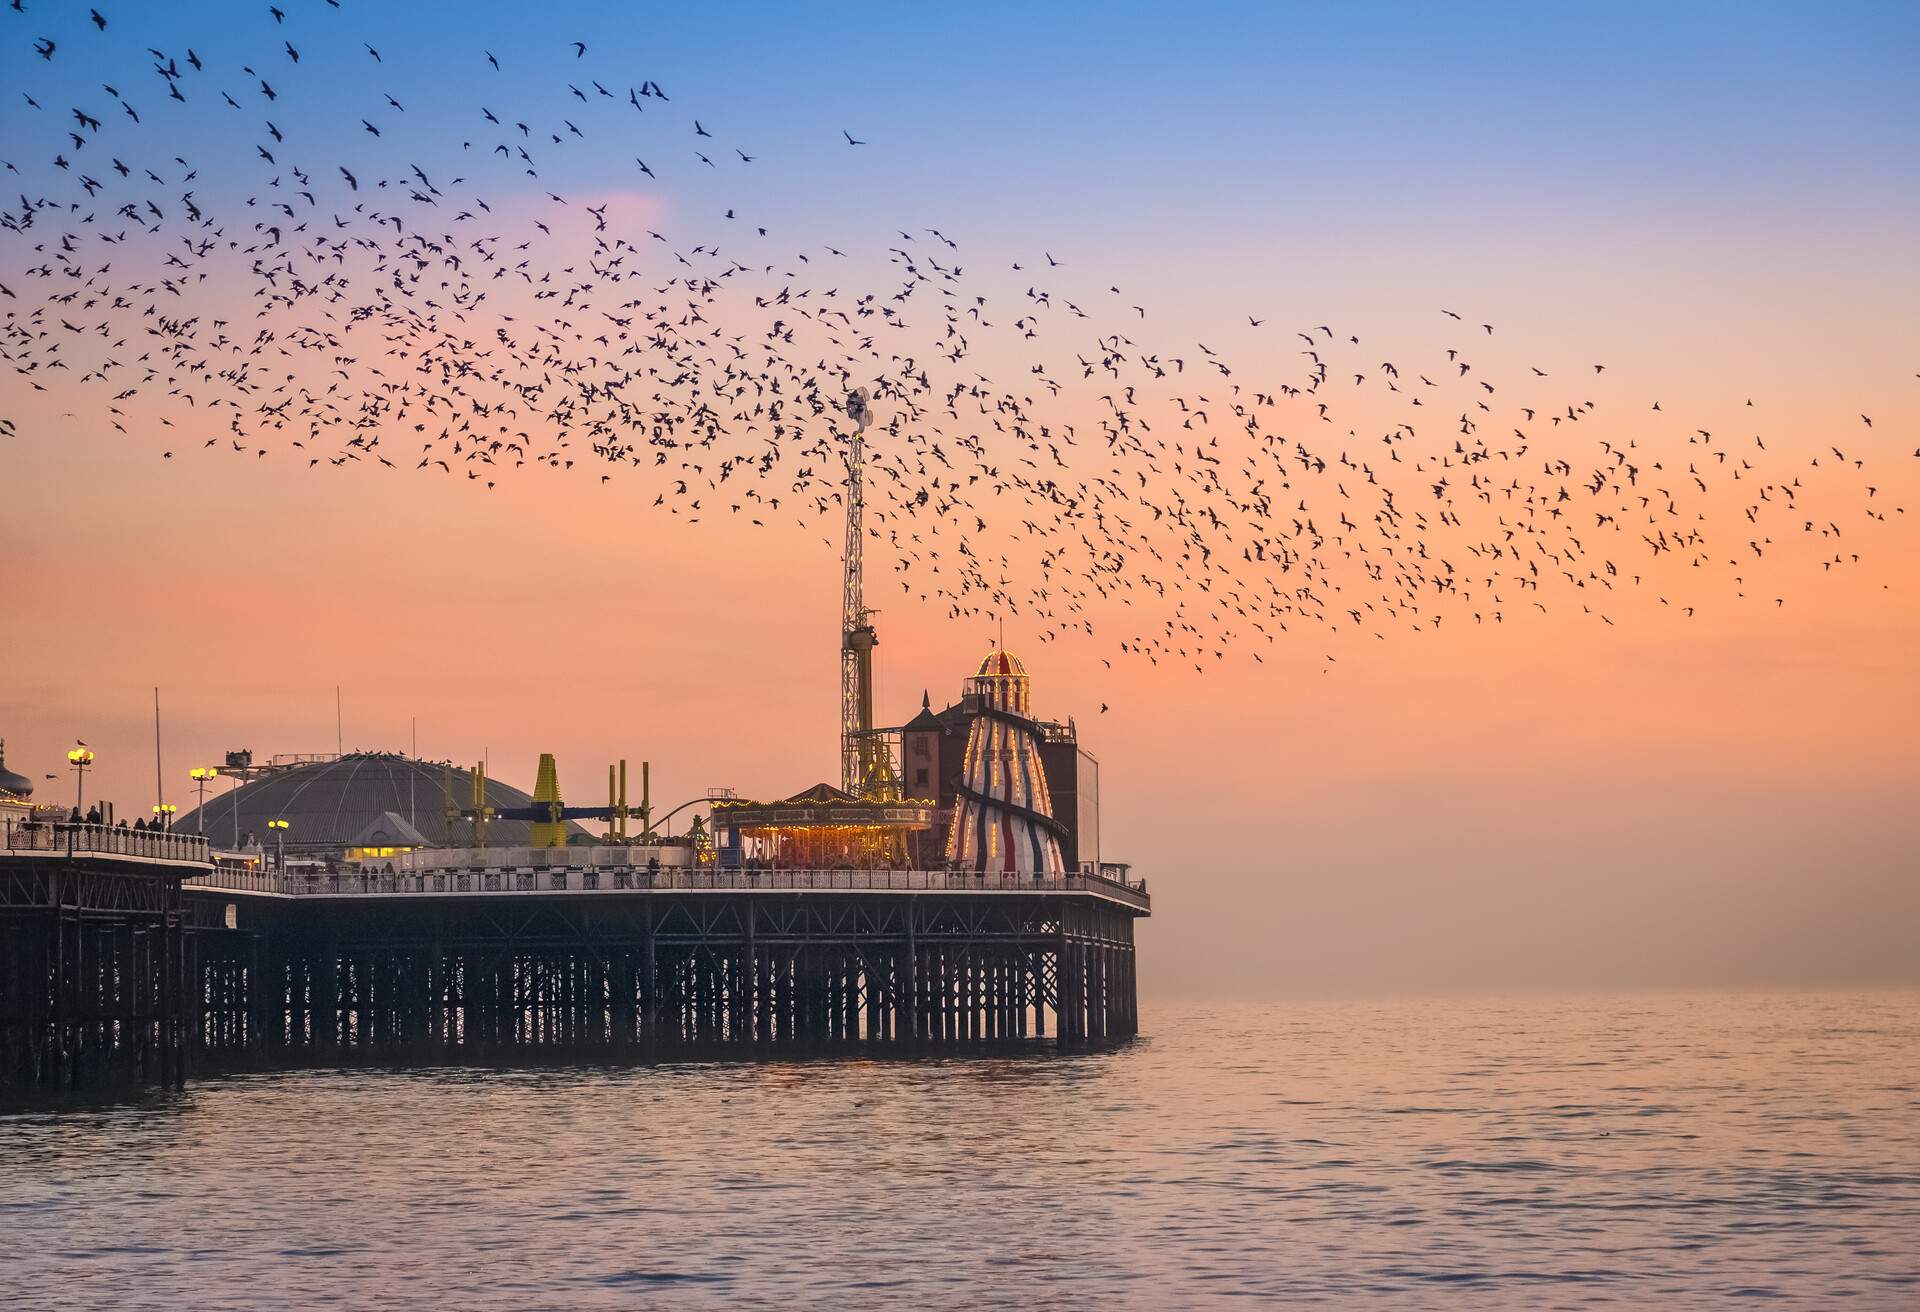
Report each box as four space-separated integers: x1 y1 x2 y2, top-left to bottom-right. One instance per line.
397 845 693 873
2 819 213 867
184 864 1150 909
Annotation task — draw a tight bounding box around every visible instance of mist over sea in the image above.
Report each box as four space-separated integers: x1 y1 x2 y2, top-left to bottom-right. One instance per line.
3 990 1915 1309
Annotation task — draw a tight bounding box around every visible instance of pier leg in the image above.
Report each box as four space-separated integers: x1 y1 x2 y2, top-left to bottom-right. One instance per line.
1059 942 1073 1049
640 911 656 1051
903 907 918 1044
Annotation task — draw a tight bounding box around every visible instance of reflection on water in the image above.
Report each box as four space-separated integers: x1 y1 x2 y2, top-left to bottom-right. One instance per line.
3 992 1917 1308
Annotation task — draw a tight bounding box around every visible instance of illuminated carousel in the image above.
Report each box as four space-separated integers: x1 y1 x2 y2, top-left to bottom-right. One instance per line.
710 782 937 870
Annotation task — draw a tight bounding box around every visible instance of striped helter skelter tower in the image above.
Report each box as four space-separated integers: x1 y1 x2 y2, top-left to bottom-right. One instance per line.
947 649 1067 876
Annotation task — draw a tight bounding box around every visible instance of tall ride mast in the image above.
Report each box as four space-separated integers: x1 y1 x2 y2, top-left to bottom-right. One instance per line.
840 389 899 799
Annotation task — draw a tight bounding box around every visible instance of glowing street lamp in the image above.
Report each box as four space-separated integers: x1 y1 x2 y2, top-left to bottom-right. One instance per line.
268 817 290 870
67 746 95 814
151 803 178 831
189 766 219 834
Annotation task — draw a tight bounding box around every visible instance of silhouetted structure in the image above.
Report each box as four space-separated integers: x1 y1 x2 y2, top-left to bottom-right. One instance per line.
1 821 210 1090
177 860 1146 1062
174 752 591 853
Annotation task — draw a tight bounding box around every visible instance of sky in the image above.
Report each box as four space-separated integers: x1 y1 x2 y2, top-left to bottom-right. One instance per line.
4 1 1917 999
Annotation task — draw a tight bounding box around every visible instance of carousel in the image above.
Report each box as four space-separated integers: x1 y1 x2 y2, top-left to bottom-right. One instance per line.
709 782 938 870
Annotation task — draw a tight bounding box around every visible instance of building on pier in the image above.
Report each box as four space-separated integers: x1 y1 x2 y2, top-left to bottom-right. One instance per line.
709 644 1098 878
897 672 1100 874
944 650 1067 876
344 812 431 863
174 752 591 855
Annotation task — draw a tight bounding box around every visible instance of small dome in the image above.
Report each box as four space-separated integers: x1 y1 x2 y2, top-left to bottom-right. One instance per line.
975 649 1028 678
0 739 33 800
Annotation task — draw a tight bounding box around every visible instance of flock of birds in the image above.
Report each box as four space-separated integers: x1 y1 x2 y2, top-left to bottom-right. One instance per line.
4 3 1909 675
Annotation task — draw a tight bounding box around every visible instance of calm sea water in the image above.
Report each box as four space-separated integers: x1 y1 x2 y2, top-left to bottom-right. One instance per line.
2 991 1915 1309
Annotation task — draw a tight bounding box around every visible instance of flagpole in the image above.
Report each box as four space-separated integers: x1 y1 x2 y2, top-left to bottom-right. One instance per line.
153 687 165 821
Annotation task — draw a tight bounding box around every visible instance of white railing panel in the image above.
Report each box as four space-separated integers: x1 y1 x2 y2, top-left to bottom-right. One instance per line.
3 819 212 866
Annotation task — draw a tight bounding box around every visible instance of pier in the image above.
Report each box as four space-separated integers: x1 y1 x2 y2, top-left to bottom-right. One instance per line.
181 857 1146 1065
5 637 1150 1091
1 822 207 1090
0 472 1153 1091
3 819 1147 1091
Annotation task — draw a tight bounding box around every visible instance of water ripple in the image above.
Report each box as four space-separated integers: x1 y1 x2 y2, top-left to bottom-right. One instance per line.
2 990 1917 1308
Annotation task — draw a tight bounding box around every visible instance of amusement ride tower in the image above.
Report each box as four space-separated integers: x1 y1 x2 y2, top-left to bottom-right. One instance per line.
840 387 901 801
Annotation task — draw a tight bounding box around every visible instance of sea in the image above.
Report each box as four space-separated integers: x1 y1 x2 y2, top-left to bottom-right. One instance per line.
2 990 1915 1309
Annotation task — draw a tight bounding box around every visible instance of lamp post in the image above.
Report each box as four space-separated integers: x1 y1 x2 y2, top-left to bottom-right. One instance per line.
151 803 178 831
268 818 290 871
189 767 219 835
67 747 94 814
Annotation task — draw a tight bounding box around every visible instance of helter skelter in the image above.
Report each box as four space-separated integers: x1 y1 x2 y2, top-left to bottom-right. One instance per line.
947 649 1069 877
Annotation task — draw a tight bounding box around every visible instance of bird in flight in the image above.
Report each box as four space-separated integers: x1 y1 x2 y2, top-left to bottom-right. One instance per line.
0 0 1897 683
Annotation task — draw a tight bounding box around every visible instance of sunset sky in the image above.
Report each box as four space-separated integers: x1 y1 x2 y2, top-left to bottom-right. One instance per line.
5 1 1916 998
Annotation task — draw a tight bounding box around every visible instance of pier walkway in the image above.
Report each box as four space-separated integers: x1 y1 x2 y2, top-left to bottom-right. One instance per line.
185 861 1151 912
4 819 214 870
